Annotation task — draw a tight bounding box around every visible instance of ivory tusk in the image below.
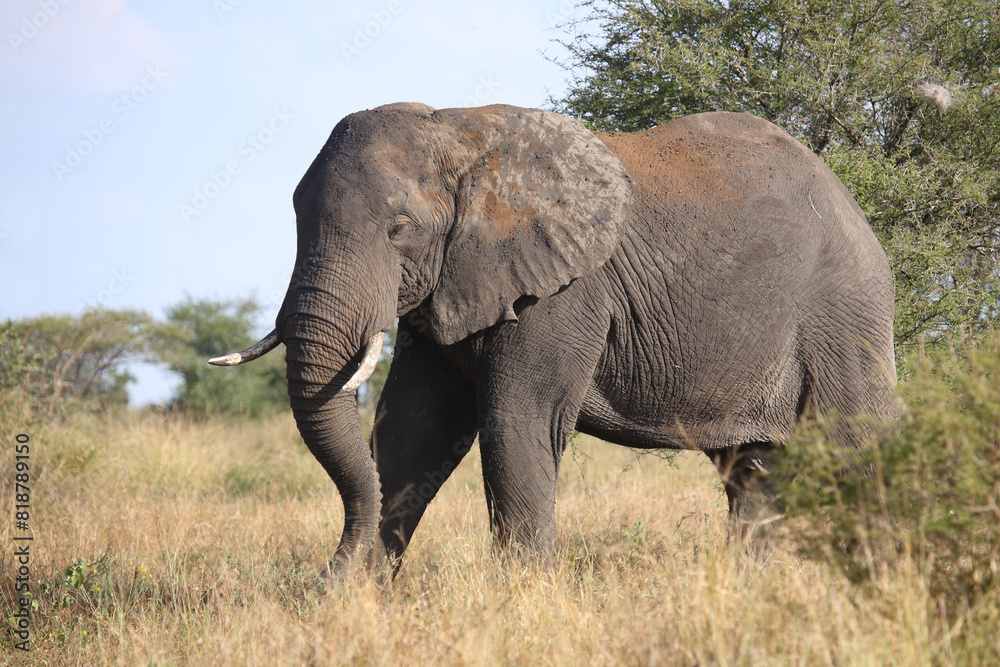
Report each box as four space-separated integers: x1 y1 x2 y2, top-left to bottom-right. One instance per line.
342 331 385 392
208 328 281 366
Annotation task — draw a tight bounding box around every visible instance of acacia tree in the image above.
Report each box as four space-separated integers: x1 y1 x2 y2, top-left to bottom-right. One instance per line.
1 309 153 416
154 296 288 418
555 0 1000 353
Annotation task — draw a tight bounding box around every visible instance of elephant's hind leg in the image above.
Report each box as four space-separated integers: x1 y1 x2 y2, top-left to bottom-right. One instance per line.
707 441 781 548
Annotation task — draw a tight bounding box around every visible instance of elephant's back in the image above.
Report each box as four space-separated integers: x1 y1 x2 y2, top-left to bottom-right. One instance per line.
595 112 889 294
596 112 866 232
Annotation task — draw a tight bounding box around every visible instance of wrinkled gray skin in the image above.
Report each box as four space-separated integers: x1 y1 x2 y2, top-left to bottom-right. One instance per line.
223 102 896 578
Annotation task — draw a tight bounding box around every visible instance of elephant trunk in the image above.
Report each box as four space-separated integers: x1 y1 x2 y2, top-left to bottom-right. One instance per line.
207 309 384 576
216 220 398 577
278 238 397 575
284 322 384 577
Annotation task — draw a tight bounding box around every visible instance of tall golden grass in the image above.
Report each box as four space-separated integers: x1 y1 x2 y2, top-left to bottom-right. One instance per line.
0 399 995 664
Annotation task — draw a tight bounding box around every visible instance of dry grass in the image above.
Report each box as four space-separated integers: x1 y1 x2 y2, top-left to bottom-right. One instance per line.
0 410 985 665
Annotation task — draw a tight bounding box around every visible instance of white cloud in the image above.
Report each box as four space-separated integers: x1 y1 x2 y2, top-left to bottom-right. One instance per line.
1 0 175 91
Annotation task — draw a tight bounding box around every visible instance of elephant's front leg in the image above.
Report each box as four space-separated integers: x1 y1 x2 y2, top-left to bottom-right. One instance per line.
372 320 478 573
475 314 607 557
478 412 567 554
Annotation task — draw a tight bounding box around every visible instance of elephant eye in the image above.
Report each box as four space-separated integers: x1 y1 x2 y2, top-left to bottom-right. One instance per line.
389 214 418 238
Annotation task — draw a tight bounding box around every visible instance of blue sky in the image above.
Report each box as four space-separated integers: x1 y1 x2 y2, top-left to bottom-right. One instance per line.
0 0 587 403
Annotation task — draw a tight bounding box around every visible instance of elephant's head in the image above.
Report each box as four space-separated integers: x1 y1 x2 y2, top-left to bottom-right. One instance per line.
210 102 632 576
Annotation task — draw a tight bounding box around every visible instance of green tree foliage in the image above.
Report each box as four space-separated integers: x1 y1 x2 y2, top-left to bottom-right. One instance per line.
154 296 287 418
556 0 1000 354
1 309 152 416
0 324 46 432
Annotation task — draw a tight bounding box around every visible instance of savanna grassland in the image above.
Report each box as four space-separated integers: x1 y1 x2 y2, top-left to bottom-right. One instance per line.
3 333 999 667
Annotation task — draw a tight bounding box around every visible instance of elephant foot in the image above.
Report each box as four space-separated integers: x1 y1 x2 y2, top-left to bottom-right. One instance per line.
707 441 783 554
316 556 395 594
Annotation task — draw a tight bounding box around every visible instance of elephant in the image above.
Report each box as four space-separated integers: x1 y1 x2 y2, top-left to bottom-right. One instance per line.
210 102 896 578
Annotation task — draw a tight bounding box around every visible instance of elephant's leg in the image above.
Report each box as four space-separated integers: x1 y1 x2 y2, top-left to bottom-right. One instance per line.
475 315 607 558
478 413 567 556
707 442 780 546
372 322 478 573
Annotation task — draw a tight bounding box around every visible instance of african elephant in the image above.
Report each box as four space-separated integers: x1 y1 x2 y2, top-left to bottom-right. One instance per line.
210 102 896 578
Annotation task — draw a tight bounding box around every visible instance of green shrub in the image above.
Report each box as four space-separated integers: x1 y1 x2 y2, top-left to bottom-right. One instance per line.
778 330 1000 648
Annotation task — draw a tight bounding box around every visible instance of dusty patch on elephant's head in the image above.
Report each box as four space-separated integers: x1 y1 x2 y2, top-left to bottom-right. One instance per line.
469 146 539 239
441 105 510 151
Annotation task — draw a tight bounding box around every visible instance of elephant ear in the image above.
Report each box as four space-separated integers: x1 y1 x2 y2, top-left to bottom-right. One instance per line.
427 107 632 345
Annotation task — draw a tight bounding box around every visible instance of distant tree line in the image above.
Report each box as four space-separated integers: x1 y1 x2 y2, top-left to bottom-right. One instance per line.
554 0 1000 356
0 295 395 422
0 295 392 423
0 298 285 420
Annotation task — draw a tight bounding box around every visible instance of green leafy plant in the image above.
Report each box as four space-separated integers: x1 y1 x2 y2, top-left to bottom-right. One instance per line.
623 519 652 550
778 330 1000 642
65 560 88 590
